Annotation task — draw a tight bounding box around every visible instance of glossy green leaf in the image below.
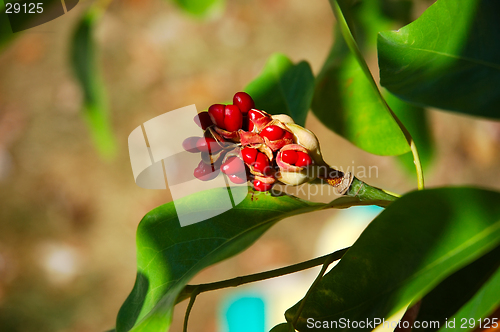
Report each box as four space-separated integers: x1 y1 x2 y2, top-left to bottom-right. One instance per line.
285 187 500 331
115 185 395 332
413 245 500 331
438 264 500 331
71 11 116 158
116 187 327 332
245 53 315 127
170 0 224 17
312 1 409 156
385 92 434 176
378 0 500 119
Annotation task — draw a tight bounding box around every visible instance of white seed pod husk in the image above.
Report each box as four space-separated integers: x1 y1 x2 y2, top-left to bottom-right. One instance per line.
286 123 326 166
271 114 295 124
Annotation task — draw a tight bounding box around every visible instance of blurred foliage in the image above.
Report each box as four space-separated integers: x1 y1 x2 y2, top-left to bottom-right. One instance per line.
245 53 315 127
116 187 381 331
284 188 500 330
170 0 224 17
414 245 500 331
1 0 500 331
386 91 434 175
379 0 500 119
71 8 116 158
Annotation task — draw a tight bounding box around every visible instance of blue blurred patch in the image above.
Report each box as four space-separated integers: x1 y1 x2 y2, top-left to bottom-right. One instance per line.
222 295 265 332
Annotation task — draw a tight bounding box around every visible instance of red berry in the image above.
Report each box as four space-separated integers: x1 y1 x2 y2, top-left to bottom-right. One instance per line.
281 150 298 164
248 121 255 131
253 152 271 175
196 137 222 154
221 156 245 175
182 136 201 153
194 161 219 181
241 147 258 164
228 174 247 184
233 92 255 114
253 179 273 191
295 151 312 167
223 105 243 132
194 112 213 130
284 131 293 140
208 104 225 128
260 125 285 141
248 109 265 122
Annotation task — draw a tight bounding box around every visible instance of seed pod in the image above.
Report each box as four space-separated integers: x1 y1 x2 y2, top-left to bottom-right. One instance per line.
208 103 243 140
240 144 274 177
239 130 264 146
248 109 272 132
227 173 247 184
223 105 243 132
271 114 295 125
214 126 240 142
208 104 225 128
196 137 222 154
193 160 219 181
221 156 246 176
276 144 313 172
233 92 255 114
194 112 213 130
253 175 276 191
286 123 326 166
259 120 294 151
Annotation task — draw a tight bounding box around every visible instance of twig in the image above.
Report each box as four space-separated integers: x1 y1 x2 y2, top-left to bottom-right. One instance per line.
183 286 200 332
178 248 348 303
290 254 337 330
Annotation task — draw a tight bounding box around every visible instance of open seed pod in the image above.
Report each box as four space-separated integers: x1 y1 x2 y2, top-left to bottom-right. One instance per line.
271 114 295 124
238 130 264 146
200 148 227 168
220 148 248 184
241 144 274 177
276 144 313 172
248 109 272 132
275 169 314 186
260 119 294 151
252 175 276 191
286 123 326 166
213 126 240 142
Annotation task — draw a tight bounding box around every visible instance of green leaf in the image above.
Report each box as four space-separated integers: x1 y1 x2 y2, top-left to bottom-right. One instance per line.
378 0 500 119
0 0 12 49
438 264 500 332
285 187 500 331
245 53 315 127
312 1 409 156
385 92 434 176
170 0 224 17
116 187 325 332
269 323 293 332
413 245 500 331
71 11 116 158
115 185 395 332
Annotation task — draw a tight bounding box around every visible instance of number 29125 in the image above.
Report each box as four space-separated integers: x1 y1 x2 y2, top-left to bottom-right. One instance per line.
5 2 43 14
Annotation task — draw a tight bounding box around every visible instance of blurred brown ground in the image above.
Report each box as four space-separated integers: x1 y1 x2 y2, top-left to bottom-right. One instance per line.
1 0 500 331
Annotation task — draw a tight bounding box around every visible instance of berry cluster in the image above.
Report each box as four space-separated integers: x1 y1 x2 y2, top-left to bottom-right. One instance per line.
182 92 314 191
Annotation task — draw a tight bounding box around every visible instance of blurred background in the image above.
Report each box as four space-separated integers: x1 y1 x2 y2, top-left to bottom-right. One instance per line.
1 0 500 331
